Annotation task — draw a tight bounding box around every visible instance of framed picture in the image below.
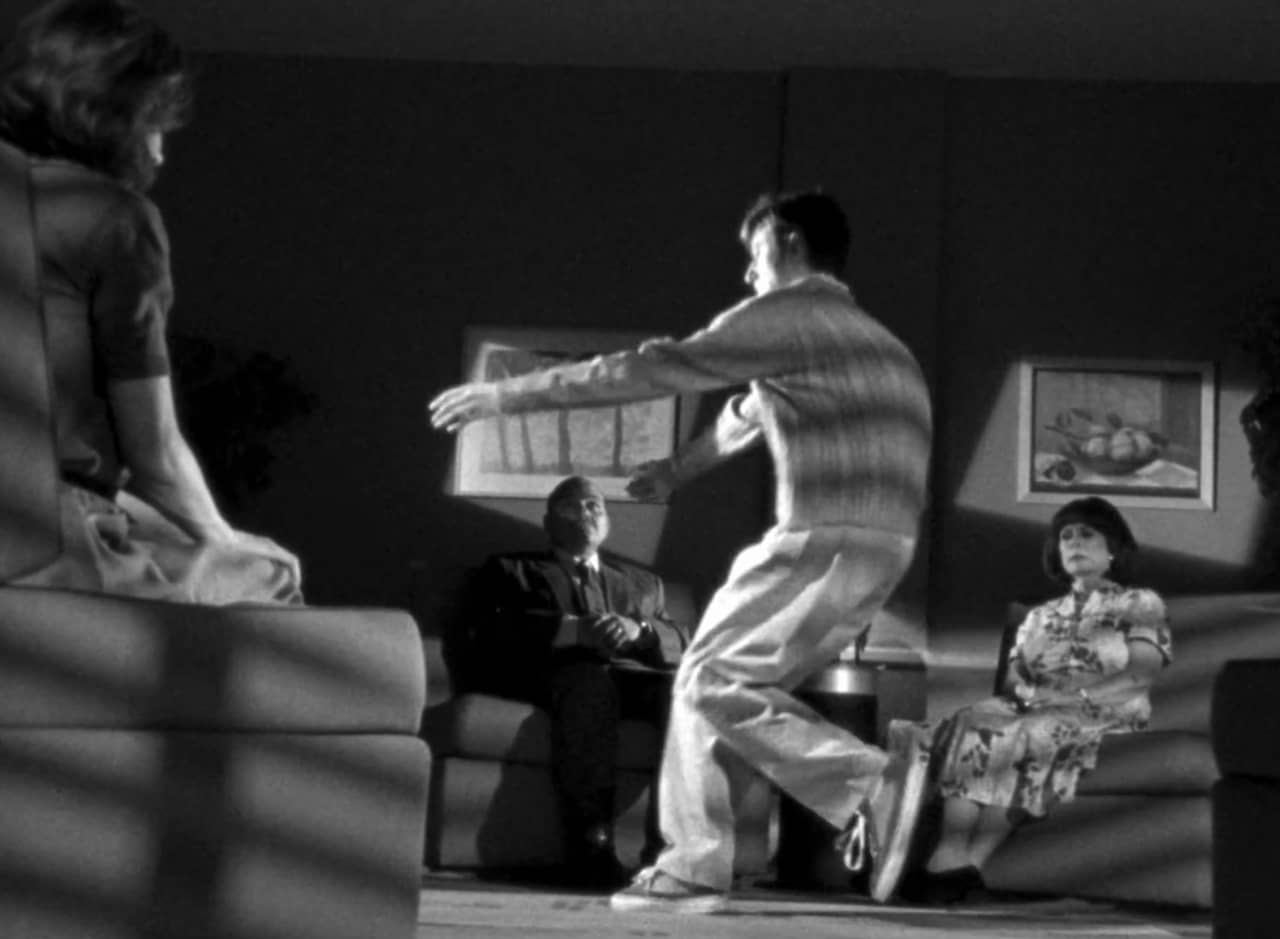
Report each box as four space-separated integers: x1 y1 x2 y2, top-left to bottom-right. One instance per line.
451 326 679 501
1017 357 1216 510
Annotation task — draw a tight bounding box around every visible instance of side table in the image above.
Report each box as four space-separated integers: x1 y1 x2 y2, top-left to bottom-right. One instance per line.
774 661 878 891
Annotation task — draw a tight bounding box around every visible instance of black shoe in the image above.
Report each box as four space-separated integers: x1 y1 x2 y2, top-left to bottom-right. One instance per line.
898 866 985 906
561 825 630 891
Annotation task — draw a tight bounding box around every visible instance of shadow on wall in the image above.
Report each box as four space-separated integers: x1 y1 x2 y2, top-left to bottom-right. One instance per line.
407 498 551 639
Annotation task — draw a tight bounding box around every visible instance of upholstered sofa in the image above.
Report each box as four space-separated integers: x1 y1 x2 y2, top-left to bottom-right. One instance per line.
421 581 775 875
0 150 430 938
978 592 1280 909
1211 657 1280 938
0 587 431 939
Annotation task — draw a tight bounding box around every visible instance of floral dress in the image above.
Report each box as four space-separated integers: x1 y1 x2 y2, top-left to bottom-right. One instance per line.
930 581 1172 817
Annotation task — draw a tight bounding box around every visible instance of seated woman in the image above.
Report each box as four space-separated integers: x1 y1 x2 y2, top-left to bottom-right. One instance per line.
911 496 1170 901
0 0 301 604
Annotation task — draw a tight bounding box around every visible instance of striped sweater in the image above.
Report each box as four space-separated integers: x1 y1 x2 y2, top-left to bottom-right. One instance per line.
495 274 932 534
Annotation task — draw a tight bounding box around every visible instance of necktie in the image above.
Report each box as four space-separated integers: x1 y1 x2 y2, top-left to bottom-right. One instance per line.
575 560 607 614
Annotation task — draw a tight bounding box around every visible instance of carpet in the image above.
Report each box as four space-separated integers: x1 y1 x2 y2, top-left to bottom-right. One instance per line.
419 875 1210 939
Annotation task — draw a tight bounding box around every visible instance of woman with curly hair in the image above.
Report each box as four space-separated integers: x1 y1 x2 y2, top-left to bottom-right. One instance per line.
0 0 301 603
909 497 1170 901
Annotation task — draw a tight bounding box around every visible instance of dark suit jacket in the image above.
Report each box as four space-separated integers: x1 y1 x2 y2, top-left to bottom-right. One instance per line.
457 550 689 702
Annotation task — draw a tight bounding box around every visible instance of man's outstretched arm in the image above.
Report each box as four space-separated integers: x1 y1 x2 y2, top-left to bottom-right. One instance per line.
428 286 808 433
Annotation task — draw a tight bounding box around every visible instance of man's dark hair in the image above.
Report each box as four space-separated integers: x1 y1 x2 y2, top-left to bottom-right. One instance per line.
738 189 851 276
0 0 192 190
1041 496 1139 585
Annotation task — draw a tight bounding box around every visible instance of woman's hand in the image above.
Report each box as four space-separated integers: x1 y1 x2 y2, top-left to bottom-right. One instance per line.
1012 687 1082 711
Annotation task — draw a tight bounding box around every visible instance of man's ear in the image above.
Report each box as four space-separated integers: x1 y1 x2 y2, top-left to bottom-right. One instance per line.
783 229 808 262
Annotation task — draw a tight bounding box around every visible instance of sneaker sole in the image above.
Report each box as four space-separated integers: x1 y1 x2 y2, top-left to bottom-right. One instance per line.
869 744 929 903
609 892 728 915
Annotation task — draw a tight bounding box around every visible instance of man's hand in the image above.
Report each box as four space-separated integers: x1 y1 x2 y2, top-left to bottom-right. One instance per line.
626 458 678 503
583 613 645 653
428 382 500 433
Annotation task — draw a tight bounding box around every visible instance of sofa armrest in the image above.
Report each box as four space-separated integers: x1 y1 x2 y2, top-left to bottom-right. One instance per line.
1213 658 1280 780
0 585 424 732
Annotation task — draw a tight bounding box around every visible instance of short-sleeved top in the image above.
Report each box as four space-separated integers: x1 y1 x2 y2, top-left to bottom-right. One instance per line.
26 150 173 494
1009 581 1173 727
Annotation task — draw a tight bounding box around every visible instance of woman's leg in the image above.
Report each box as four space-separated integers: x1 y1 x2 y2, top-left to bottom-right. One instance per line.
924 797 981 873
966 804 1018 869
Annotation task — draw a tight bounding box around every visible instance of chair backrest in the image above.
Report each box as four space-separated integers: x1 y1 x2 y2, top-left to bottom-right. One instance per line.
662 580 699 637
992 602 1027 695
0 139 60 582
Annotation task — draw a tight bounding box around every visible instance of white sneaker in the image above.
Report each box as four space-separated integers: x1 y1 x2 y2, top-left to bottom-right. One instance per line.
609 867 729 915
835 721 930 903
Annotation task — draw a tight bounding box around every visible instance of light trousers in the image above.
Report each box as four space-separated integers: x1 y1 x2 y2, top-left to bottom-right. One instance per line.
653 524 916 890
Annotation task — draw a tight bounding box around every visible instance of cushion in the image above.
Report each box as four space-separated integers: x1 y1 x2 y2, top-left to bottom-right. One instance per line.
422 693 663 771
1151 594 1280 733
1079 730 1217 795
984 794 1211 908
0 586 424 733
0 728 427 939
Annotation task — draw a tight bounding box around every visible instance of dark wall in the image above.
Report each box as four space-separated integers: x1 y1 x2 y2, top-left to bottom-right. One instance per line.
930 80 1280 675
160 55 782 619
154 53 1280 664
780 69 948 648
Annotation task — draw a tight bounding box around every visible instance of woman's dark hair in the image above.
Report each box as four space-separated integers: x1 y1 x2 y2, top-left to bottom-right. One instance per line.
1041 496 1139 585
739 189 851 276
0 0 191 190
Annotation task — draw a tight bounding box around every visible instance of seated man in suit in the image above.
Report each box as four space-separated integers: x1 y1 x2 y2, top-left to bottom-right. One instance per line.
467 475 689 888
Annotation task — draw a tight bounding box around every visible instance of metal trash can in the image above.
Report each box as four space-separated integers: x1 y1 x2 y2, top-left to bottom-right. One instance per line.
774 661 877 891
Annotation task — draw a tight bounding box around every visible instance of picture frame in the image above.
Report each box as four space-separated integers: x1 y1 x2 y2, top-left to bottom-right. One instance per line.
451 326 679 501
1016 357 1216 510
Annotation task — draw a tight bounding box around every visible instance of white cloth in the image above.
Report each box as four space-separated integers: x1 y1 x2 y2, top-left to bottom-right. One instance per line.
13 484 302 605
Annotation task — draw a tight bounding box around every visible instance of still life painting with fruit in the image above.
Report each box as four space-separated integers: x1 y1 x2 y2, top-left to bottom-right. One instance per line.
1024 360 1210 503
1041 408 1167 481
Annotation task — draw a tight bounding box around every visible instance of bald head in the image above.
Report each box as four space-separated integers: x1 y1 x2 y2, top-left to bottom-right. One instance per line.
544 476 610 557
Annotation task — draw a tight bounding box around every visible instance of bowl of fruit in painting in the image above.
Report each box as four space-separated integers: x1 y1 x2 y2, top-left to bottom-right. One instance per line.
1045 409 1166 477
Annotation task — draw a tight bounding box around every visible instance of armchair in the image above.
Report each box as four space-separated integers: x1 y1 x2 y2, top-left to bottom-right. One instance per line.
979 593 1280 909
1211 657 1280 938
422 576 774 875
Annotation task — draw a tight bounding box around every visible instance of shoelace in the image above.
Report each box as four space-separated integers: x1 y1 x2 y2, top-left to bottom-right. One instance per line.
630 866 661 890
835 813 868 873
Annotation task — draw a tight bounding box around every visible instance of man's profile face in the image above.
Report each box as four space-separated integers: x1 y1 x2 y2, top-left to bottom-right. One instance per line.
743 222 796 296
545 482 610 556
